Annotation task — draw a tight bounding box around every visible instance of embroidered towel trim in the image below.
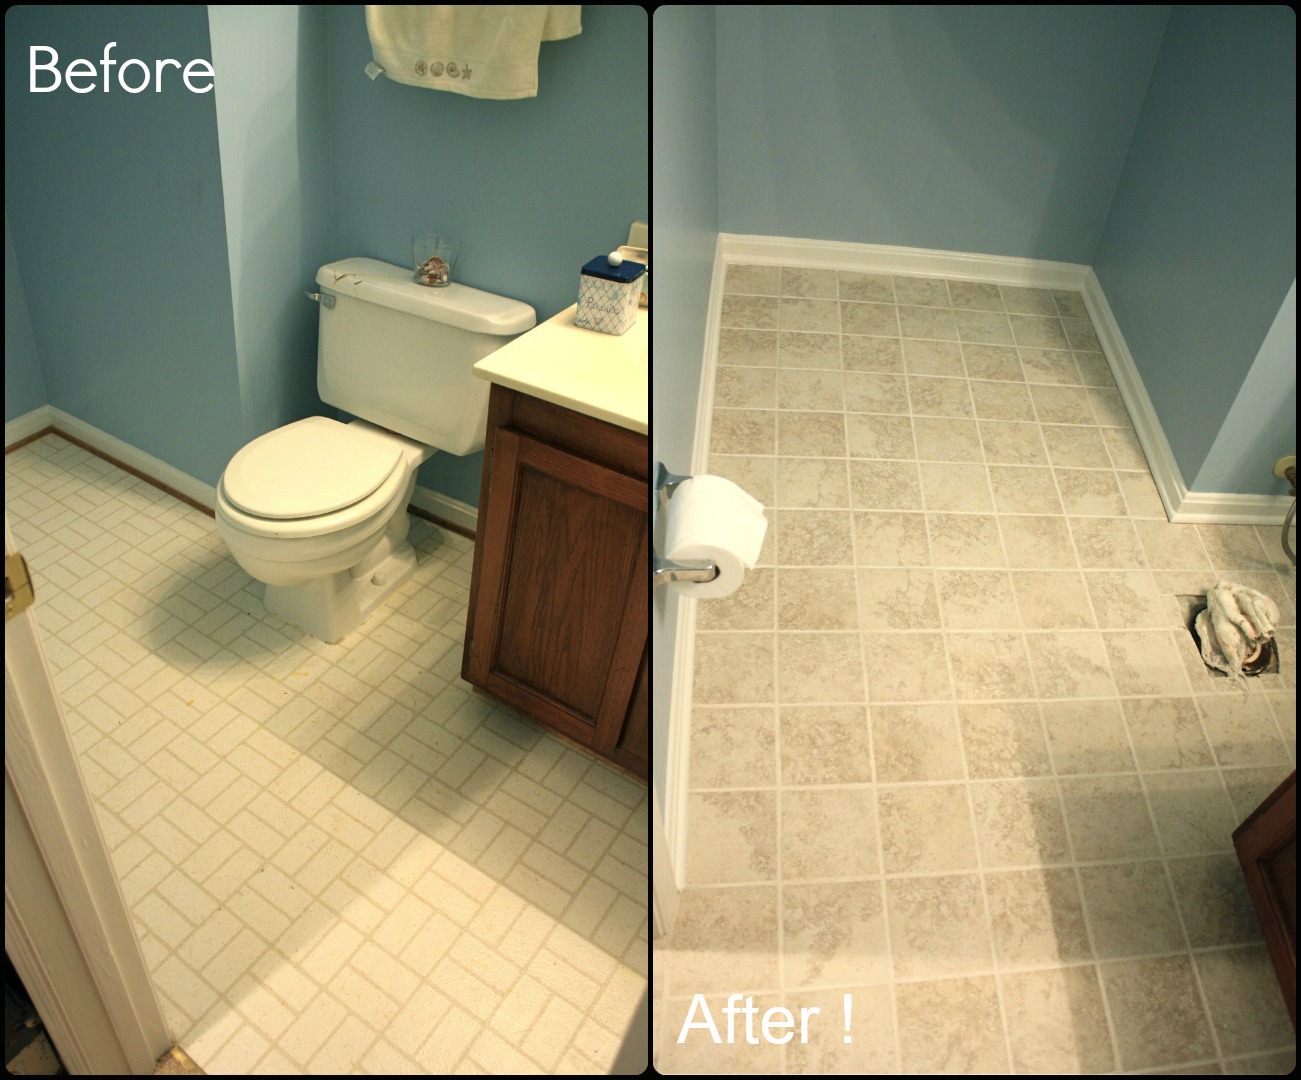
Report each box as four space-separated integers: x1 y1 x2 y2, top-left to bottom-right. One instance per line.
365 6 581 99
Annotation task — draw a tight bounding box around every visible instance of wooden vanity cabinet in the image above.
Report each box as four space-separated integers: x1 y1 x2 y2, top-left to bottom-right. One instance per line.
463 384 648 781
1233 769 1296 1027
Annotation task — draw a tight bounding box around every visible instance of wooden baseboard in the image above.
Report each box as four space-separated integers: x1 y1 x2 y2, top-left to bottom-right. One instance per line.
5 408 480 533
407 502 475 540
6 407 218 511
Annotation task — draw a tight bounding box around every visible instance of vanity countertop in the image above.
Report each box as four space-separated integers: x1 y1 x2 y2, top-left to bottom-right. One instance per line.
472 304 647 435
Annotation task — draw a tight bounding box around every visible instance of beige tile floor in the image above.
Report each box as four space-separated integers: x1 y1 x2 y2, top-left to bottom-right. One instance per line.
6 434 647 1075
653 264 1296 1074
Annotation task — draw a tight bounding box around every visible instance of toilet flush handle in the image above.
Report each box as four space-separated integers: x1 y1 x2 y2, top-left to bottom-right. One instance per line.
306 291 335 309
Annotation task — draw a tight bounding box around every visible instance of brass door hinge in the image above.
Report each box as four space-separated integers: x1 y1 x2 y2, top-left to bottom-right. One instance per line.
5 553 35 621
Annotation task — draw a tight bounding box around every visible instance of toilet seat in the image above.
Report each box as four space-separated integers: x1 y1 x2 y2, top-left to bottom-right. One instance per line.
222 416 403 521
216 465 411 540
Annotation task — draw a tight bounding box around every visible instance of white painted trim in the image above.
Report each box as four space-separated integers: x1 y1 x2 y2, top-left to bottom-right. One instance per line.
1078 269 1187 520
4 404 54 446
651 788 678 940
1167 490 1296 526
5 520 171 1074
45 408 218 510
661 235 729 896
691 234 730 471
664 594 698 891
719 233 1091 289
1081 270 1293 526
409 483 479 534
5 791 106 1076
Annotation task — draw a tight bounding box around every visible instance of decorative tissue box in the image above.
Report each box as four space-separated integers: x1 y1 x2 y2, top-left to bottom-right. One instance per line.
575 254 647 336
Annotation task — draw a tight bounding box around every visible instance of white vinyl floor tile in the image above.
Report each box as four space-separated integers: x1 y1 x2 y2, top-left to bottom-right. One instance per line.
6 434 647 1075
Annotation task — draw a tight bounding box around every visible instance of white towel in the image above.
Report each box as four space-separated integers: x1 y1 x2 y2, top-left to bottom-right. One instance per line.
1194 580 1280 687
365 6 581 100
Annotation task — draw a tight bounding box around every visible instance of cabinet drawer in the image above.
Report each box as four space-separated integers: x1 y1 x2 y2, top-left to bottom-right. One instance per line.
490 384 648 480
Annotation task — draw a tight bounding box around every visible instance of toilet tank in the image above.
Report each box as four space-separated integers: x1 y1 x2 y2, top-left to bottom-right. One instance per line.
315 258 536 455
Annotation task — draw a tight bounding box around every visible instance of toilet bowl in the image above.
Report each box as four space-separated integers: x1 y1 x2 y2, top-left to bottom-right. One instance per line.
214 257 535 643
216 416 433 642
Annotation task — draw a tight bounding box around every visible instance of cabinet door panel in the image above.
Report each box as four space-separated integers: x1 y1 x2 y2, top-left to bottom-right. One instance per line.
468 428 647 751
610 647 648 777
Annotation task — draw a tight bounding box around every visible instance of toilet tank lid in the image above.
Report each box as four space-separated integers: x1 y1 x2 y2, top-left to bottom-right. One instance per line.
317 258 536 336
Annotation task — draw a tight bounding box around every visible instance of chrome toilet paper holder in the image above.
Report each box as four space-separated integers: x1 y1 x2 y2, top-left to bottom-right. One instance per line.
654 463 720 588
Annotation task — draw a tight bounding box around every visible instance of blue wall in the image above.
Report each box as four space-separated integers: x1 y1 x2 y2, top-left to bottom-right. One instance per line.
4 215 47 420
5 6 648 507
1093 6 1296 495
651 7 719 812
1194 281 1296 496
5 6 243 484
327 5 648 505
715 6 1171 263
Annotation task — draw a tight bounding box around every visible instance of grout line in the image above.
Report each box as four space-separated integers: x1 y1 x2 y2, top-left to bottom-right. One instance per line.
837 268 905 1069
675 849 1253 884
1051 462 1129 1070
658 939 1267 991
772 272 790 1076
874 268 907 1075
1059 448 1228 1073
960 351 1026 1072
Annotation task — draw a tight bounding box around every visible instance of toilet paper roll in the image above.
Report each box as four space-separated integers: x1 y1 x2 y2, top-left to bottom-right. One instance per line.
664 475 769 598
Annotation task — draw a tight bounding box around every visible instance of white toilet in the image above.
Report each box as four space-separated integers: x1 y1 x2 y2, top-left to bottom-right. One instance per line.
215 257 535 643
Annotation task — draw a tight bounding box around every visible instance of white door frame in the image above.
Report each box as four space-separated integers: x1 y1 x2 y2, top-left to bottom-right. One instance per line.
5 518 170 1073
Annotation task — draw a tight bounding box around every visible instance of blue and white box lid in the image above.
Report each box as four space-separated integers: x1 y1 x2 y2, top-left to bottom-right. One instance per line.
575 255 646 335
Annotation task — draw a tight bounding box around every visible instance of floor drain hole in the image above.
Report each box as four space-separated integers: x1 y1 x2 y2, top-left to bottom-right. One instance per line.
1178 595 1279 678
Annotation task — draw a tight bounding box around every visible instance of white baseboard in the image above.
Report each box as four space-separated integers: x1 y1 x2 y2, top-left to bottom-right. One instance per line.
1080 270 1292 526
1078 269 1186 520
6 406 480 532
664 592 698 891
652 787 678 940
1168 490 1295 526
660 234 729 897
17 407 220 510
690 234 731 472
719 233 1091 290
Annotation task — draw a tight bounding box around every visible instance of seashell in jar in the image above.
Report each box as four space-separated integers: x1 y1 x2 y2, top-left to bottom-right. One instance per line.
415 255 450 286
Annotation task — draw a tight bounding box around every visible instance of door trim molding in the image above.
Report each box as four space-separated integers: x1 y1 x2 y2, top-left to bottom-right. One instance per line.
5 520 171 1074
